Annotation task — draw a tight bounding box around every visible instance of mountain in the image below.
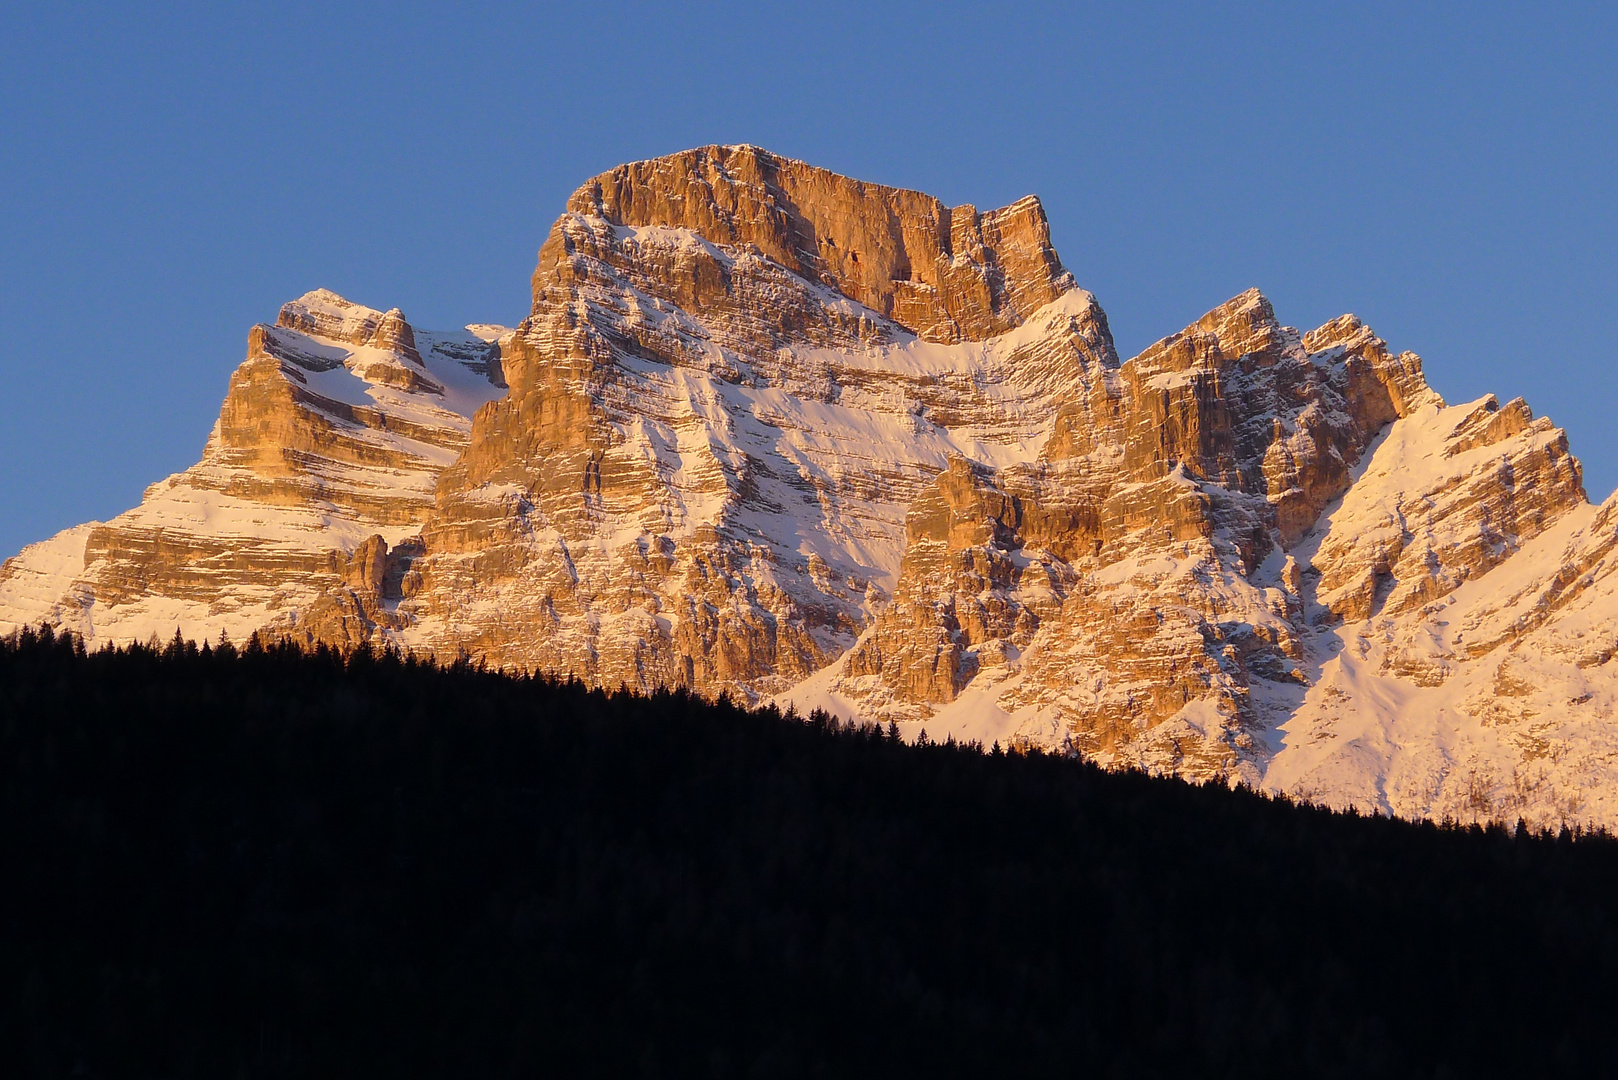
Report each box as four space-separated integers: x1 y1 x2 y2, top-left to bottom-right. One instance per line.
4 144 1615 828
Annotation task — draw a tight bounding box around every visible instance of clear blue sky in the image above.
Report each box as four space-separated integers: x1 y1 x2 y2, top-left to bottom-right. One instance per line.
2 2 1614 559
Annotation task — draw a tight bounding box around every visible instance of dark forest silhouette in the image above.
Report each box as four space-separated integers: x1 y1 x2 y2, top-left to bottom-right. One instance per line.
4 626 1617 1078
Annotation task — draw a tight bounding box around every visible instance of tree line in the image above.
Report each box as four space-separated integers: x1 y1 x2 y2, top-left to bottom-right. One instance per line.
3 626 1617 1077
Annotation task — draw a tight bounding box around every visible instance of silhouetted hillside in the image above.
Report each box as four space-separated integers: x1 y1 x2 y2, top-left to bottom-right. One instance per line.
3 628 1617 1078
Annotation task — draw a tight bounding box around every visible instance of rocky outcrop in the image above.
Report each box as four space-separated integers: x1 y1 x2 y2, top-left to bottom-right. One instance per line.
1309 394 1584 622
1266 394 1605 824
0 291 504 648
5 145 1618 829
819 287 1442 782
277 288 425 364
562 144 1073 343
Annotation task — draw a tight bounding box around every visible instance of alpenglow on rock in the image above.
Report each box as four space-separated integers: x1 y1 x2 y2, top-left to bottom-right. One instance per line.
4 144 1616 828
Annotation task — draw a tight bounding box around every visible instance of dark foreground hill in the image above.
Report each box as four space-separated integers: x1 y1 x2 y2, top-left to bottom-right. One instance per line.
3 630 1618 1078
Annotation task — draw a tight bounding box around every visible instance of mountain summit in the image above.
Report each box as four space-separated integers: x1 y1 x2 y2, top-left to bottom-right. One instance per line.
4 145 1615 827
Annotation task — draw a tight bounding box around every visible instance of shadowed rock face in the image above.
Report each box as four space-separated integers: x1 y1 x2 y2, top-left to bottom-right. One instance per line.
4 145 1618 829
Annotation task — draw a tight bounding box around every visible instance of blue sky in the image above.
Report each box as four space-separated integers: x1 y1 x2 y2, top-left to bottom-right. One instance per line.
1 1 1614 558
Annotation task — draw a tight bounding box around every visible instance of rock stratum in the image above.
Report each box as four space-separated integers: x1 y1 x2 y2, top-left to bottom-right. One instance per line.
5 144 1617 828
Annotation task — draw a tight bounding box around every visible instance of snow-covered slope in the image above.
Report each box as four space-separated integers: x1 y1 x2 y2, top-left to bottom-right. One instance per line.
1265 397 1617 823
0 289 505 646
4 144 1616 829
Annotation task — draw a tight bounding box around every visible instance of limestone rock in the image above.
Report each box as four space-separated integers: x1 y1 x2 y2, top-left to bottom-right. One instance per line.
563 144 1073 343
5 145 1618 830
1 291 503 648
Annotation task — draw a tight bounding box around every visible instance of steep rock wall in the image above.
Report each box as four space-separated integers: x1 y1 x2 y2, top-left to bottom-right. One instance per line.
4 145 1616 829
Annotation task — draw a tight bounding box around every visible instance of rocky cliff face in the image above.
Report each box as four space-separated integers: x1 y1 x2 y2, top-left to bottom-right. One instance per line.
3 145 1614 827
563 144 1072 344
0 288 506 649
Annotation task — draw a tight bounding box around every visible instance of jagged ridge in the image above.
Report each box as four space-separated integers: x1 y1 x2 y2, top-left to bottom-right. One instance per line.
2 145 1615 828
